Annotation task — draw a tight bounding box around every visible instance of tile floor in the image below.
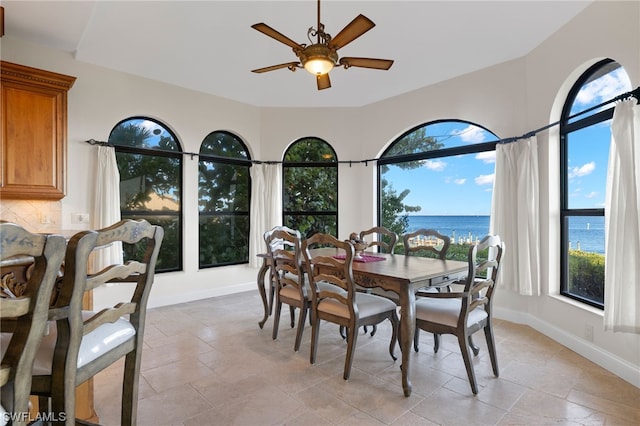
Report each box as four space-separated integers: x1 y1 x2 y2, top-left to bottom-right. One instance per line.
94 291 640 425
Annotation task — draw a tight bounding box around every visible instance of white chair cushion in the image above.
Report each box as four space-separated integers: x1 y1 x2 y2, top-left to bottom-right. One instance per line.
28 311 135 375
318 292 397 319
415 297 488 328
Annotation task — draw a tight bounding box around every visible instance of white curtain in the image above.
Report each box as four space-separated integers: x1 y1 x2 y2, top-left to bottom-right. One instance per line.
248 163 283 267
491 135 541 296
92 145 123 271
604 99 640 333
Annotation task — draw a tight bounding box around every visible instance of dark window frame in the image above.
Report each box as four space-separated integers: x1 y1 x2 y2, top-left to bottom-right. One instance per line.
109 116 184 273
559 59 617 309
282 138 339 238
198 130 252 269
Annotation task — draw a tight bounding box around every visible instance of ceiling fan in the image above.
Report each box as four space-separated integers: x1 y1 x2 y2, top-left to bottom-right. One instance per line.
251 0 394 90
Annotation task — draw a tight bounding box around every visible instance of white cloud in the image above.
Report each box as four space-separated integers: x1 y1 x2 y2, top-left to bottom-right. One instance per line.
452 125 486 143
454 178 466 185
568 161 595 178
475 173 494 185
585 191 598 199
574 68 631 107
423 159 446 171
475 151 496 164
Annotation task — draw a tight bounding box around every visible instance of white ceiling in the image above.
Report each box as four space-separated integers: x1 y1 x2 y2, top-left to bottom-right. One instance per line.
2 0 593 108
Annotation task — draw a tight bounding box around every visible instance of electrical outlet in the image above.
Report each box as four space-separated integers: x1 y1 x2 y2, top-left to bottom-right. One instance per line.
585 324 594 342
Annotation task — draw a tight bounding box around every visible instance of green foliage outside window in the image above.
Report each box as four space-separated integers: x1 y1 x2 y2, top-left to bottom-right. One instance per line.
567 250 605 304
110 118 182 272
283 138 337 238
199 131 251 268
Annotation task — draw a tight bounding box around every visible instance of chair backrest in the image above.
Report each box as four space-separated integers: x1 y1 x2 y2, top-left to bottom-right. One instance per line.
0 222 66 423
301 233 356 314
359 226 397 254
460 235 504 319
402 228 450 259
49 219 163 395
264 228 304 299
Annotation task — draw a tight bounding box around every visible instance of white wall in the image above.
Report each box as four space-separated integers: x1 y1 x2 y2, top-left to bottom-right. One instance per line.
1 1 638 386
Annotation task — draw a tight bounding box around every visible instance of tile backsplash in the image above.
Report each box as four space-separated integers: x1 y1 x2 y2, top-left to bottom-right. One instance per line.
0 199 62 233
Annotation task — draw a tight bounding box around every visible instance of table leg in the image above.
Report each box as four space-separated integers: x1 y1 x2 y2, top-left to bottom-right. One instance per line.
257 259 270 329
398 286 415 397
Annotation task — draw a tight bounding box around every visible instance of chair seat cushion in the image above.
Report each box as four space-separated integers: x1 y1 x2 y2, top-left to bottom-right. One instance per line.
13 311 136 375
280 280 345 301
415 298 488 328
318 292 397 319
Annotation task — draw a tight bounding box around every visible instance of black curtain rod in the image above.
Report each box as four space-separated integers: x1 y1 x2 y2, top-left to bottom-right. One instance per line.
85 86 639 160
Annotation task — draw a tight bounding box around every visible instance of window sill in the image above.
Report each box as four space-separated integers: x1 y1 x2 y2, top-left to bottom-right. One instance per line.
548 293 604 316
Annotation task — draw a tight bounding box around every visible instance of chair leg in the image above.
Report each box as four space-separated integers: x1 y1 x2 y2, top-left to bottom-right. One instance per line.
458 333 479 395
433 334 440 353
484 323 499 377
310 312 320 365
294 306 307 352
289 306 295 328
389 313 399 361
469 335 480 356
339 325 347 339
369 325 377 336
413 327 420 352
272 300 282 341
343 326 358 380
121 349 142 426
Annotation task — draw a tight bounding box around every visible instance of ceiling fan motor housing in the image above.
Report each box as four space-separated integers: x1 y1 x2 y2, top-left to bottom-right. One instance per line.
299 44 339 75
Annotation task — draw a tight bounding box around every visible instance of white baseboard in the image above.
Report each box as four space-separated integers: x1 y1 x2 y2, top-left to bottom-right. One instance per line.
494 307 640 388
148 281 257 309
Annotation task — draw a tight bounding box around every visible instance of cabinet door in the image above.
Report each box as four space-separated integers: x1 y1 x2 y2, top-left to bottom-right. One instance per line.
1 61 75 200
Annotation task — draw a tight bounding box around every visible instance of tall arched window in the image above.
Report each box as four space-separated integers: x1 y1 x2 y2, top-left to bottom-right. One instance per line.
559 59 631 308
109 117 183 272
283 138 338 238
198 131 251 268
378 120 498 258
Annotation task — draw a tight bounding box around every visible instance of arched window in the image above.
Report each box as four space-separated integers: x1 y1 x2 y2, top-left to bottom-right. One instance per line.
283 138 338 238
108 117 183 272
198 131 251 268
559 59 631 308
378 120 498 258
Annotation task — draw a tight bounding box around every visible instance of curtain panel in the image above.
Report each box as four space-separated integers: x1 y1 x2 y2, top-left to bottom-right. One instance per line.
249 163 283 268
92 145 123 272
605 99 640 333
491 136 541 296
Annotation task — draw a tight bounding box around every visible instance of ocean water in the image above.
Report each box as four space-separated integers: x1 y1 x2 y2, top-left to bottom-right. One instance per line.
406 215 605 253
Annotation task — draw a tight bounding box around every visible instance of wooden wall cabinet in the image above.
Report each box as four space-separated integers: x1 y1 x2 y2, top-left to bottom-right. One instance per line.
1 61 76 200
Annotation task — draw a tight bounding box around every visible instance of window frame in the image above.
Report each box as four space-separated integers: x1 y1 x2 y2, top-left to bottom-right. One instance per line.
282 137 339 238
109 116 184 273
559 59 618 309
198 130 252 269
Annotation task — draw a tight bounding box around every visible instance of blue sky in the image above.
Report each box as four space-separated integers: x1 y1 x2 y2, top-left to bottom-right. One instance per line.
384 67 631 216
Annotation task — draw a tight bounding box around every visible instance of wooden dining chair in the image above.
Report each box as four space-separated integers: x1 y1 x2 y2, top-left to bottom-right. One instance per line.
302 233 399 380
0 223 66 426
414 235 503 394
340 226 398 338
30 219 163 425
359 226 398 254
266 227 308 351
402 228 452 352
263 226 300 329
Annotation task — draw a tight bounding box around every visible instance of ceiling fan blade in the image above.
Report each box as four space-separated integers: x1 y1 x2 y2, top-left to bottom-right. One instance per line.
317 73 331 90
339 57 394 70
328 14 375 50
251 23 303 50
251 62 301 73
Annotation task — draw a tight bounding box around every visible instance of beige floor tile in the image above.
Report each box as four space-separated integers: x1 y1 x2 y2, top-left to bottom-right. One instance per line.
91 290 639 426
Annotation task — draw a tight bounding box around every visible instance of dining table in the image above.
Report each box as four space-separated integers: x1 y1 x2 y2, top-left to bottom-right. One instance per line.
255 248 468 397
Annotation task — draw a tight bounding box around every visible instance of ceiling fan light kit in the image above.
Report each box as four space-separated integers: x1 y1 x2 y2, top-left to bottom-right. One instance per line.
251 0 393 90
